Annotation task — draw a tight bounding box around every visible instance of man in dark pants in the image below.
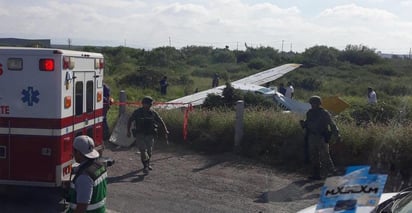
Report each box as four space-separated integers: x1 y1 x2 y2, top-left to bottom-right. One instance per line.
159 76 168 95
103 83 112 141
301 96 340 180
126 96 169 174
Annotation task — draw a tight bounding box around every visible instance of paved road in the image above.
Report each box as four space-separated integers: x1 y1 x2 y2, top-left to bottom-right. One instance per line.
0 144 323 213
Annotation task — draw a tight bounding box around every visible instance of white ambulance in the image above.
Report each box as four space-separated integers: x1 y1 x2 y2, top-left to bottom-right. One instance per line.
0 47 105 187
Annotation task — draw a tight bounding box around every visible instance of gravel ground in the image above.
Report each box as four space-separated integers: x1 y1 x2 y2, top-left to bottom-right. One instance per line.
104 142 323 213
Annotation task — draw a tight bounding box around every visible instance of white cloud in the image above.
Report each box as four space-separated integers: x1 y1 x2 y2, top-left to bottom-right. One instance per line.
0 0 411 53
318 4 398 24
309 4 412 52
400 0 412 6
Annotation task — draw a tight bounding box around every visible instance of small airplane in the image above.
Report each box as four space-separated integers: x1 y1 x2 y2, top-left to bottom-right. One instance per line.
110 64 303 147
160 63 349 115
160 63 306 111
110 63 348 147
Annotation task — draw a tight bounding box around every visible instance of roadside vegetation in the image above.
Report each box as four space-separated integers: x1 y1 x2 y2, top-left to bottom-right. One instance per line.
81 44 412 189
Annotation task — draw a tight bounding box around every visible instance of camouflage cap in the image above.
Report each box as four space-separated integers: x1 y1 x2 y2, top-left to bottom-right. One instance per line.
309 96 322 105
142 96 154 105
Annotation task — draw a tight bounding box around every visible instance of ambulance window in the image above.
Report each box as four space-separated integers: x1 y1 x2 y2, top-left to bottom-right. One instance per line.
75 82 83 116
86 81 94 113
0 146 6 159
7 58 23 71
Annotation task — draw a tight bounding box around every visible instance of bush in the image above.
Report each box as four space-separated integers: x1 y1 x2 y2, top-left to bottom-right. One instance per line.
247 58 267 70
242 92 278 109
369 66 398 76
203 94 224 109
381 84 410 96
349 103 400 125
298 78 322 91
211 49 236 63
117 67 164 90
302 45 339 67
186 55 209 66
338 44 381 65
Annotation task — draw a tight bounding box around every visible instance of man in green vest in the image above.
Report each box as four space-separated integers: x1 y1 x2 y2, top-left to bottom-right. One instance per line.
67 135 107 213
127 96 169 174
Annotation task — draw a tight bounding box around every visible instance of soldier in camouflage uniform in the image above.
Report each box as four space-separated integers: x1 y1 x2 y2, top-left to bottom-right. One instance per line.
301 96 340 180
127 96 169 174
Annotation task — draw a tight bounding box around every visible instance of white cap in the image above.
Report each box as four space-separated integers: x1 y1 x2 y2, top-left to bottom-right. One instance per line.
73 135 100 159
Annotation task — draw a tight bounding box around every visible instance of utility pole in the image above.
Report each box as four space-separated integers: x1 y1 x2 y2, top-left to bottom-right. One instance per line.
68 38 71 49
281 40 284 52
169 36 171 47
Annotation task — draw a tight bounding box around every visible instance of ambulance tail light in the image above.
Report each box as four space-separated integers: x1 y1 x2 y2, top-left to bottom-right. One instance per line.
64 96 72 108
63 56 75 70
95 58 104 69
63 165 72 176
97 91 102 102
39 59 55 72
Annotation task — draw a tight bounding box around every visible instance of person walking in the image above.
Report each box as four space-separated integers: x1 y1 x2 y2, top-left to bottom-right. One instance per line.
367 87 377 104
300 96 340 180
126 96 169 174
159 76 168 95
285 82 294 98
66 135 107 213
103 83 113 141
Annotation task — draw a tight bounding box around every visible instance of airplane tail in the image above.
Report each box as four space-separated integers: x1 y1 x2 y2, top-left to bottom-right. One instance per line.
273 92 310 115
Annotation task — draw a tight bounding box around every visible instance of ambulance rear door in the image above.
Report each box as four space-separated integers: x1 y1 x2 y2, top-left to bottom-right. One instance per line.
73 71 97 138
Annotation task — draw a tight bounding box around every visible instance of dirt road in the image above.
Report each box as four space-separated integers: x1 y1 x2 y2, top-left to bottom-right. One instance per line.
104 142 322 213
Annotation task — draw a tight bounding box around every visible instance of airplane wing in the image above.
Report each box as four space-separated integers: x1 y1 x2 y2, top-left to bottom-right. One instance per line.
232 63 301 85
161 63 301 109
161 86 225 109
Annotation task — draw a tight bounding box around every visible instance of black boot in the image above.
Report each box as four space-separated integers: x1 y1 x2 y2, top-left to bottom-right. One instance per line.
142 160 149 174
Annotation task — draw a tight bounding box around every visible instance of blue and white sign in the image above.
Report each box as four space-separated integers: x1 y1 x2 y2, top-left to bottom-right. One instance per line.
316 166 387 213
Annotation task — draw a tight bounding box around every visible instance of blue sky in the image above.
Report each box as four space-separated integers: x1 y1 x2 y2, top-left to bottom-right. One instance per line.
1 0 412 54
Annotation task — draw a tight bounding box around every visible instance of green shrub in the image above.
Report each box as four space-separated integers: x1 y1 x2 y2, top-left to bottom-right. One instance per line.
247 58 267 70
350 103 400 125
211 49 236 63
298 78 322 91
203 94 224 109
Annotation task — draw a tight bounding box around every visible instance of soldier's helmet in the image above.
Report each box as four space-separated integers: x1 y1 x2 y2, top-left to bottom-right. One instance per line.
142 96 154 105
309 96 322 105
